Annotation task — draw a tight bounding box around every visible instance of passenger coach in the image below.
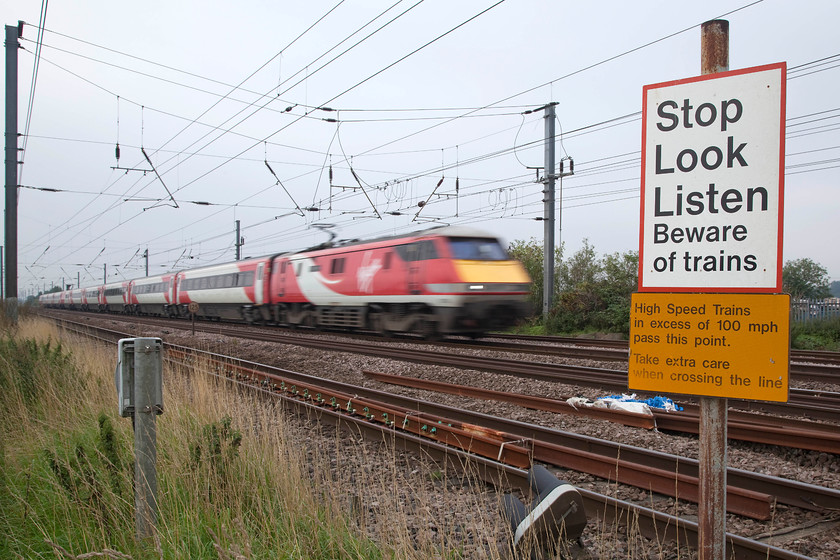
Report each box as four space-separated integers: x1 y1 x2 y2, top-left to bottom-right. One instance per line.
39 226 532 338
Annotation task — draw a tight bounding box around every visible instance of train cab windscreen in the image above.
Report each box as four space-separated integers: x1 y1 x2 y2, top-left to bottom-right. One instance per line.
447 237 509 261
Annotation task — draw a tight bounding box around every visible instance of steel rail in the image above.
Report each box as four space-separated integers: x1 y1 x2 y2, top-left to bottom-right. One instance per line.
157 340 840 516
432 338 839 383
40 309 840 381
170 348 533 468
209 325 840 421
488 333 840 371
50 319 824 560
361 370 659 430
203 350 815 560
493 332 840 366
364 370 840 455
43 311 840 426
170 348 772 519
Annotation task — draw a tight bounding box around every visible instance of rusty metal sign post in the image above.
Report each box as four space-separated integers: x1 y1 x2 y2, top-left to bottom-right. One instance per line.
699 22 730 560
634 20 788 560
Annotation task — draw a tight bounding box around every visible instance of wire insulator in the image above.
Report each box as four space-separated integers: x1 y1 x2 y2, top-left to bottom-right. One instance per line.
115 143 120 161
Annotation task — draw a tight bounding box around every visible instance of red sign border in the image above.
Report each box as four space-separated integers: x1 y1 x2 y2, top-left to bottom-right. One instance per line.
638 62 786 293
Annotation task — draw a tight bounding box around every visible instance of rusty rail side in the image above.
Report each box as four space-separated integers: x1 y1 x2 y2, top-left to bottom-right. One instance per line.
52 317 840 513
47 318 823 560
366 370 840 454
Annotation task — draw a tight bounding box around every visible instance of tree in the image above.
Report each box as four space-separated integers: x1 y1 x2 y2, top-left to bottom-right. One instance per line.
558 239 599 291
550 242 638 335
507 237 562 316
594 250 639 334
508 237 638 333
831 281 840 298
600 250 639 296
782 258 831 299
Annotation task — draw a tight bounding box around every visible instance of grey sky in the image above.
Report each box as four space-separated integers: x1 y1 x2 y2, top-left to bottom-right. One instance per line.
4 0 838 296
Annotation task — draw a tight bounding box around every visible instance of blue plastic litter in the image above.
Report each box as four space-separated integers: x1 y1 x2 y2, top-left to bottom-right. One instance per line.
598 394 683 412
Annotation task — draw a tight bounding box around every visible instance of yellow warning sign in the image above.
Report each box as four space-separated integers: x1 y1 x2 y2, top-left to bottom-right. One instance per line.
629 293 789 401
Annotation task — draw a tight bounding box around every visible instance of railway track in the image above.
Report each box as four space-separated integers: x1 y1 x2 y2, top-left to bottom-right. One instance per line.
363 370 840 454
41 309 840 383
50 317 834 560
42 310 840 427
491 332 840 369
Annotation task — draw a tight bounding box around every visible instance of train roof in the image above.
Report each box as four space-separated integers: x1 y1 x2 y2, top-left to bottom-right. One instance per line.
301 225 503 253
50 226 506 292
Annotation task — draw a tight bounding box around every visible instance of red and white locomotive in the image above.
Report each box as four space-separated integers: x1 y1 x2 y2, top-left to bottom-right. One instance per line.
41 226 532 337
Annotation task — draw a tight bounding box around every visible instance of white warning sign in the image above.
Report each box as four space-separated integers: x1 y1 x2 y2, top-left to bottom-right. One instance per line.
639 63 786 292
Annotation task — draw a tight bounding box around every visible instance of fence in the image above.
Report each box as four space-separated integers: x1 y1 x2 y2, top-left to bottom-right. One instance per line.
790 298 840 322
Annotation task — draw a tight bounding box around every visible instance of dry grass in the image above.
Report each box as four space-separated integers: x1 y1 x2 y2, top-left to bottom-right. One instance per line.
0 318 515 559
0 315 707 559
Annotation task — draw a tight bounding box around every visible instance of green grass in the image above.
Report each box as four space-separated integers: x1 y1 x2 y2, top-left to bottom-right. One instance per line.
0 319 386 559
1 314 737 559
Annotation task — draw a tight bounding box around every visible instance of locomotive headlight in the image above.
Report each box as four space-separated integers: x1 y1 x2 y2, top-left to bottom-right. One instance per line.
469 285 485 290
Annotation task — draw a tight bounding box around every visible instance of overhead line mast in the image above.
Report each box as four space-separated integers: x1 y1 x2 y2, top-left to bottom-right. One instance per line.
5 22 23 312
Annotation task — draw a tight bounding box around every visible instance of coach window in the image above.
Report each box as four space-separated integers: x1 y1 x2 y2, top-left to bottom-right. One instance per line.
331 258 345 275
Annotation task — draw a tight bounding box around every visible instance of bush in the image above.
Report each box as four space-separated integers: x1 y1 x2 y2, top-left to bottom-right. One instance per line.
536 243 638 336
791 315 840 350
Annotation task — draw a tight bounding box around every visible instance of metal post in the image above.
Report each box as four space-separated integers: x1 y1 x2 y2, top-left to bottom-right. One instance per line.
133 337 161 541
699 19 729 560
144 248 149 276
235 220 241 261
5 24 21 312
542 102 558 317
